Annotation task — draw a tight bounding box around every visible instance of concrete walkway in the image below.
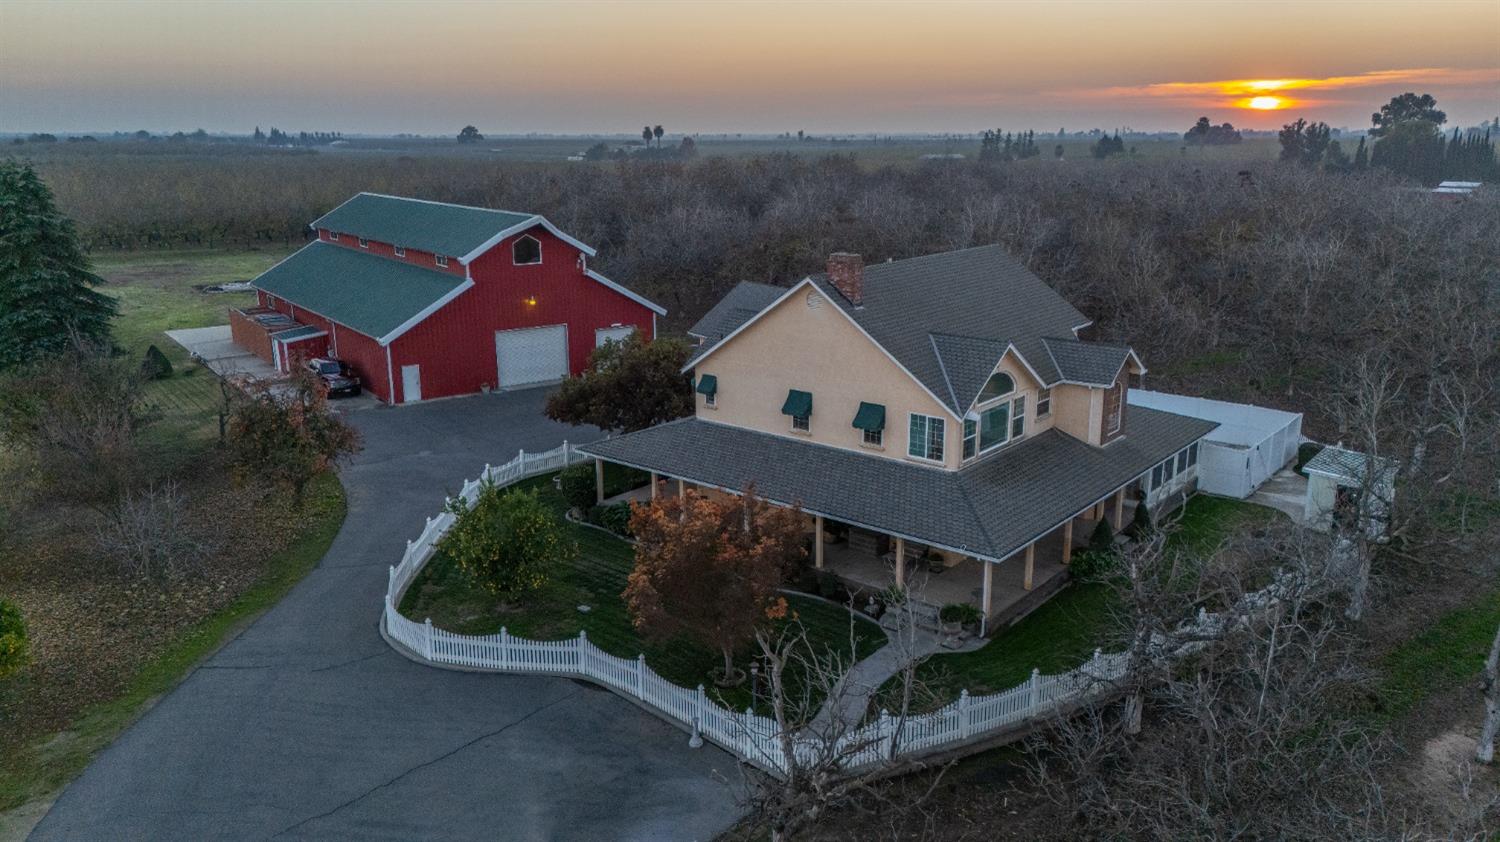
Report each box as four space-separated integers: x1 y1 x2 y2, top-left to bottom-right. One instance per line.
1247 468 1308 523
165 325 280 382
810 620 983 734
30 389 740 842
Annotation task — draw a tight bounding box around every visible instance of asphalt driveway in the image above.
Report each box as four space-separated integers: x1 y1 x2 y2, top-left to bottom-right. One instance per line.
30 389 741 841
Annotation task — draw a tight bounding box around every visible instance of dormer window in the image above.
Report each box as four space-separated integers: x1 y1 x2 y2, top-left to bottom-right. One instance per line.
435 254 449 267
328 231 339 241
968 372 1019 456
394 245 406 257
513 235 542 265
1036 387 1052 417
358 237 369 249
977 372 1015 403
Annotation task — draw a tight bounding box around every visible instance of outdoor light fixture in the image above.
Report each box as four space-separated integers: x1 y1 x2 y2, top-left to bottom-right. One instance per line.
525 295 538 306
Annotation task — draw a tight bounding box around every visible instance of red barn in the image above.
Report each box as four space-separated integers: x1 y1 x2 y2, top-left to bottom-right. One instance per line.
237 192 664 404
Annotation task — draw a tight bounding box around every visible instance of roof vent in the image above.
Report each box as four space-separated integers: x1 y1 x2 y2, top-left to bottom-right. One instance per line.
826 252 864 306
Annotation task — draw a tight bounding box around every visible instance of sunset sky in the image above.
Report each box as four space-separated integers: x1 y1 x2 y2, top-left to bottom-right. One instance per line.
2 0 1497 135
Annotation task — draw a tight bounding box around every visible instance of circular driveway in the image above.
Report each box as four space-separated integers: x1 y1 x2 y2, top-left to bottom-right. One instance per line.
31 390 741 841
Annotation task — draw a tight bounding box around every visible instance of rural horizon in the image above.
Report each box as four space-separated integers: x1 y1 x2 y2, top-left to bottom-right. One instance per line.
3 0 1497 136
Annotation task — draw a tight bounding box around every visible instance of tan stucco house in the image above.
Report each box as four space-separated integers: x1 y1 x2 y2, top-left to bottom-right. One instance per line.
581 245 1217 633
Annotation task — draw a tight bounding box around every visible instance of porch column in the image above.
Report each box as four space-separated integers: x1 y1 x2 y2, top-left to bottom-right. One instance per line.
894 537 906 589
1113 488 1125 529
677 478 686 498
1062 520 1074 564
650 471 659 501
1023 542 1035 591
814 515 825 570
594 458 605 504
981 560 993 620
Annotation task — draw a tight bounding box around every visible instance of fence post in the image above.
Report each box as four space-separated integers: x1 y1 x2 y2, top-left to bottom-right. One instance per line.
500 626 510 670
1028 668 1040 712
577 630 588 677
742 708 755 760
958 689 971 739
518 448 526 474
562 440 570 464
636 654 646 700
388 565 396 596
879 709 895 759
689 684 705 749
424 618 435 661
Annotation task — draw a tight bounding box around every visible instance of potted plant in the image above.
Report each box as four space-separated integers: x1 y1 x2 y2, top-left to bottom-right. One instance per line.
940 603 981 637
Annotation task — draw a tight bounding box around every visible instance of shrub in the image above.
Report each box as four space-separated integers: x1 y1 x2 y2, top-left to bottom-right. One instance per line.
593 501 634 538
815 570 848 602
228 367 361 500
0 598 28 681
95 480 205 579
1069 547 1119 580
140 344 173 380
1088 517 1116 552
440 483 575 599
939 603 982 626
1127 500 1154 539
1296 442 1324 476
558 463 596 512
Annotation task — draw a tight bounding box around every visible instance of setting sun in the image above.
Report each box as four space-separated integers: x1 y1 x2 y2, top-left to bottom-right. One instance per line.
1247 95 1284 110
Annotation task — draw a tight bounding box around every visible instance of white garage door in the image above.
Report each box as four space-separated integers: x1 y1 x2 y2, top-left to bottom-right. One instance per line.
495 325 569 389
595 325 635 347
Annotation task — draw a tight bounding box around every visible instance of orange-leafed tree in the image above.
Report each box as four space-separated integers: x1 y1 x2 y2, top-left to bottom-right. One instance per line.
624 488 806 685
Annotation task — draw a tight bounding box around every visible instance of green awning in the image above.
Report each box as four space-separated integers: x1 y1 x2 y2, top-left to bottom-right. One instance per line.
852 402 886 432
696 374 717 396
781 389 812 417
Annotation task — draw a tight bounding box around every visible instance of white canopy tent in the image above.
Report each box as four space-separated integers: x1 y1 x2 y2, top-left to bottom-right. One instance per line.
1128 390 1303 498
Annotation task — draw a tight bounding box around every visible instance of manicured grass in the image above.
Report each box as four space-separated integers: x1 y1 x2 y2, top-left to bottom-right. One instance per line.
400 473 883 713
92 249 292 463
897 495 1277 709
0 471 346 813
1377 588 1500 723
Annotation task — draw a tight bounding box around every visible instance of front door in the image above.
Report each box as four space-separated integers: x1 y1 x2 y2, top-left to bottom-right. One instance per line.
401 364 422 403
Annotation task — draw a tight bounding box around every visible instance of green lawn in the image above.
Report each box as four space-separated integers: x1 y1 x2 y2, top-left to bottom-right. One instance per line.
0 472 345 813
895 495 1279 709
400 473 884 714
1377 588 1500 723
91 248 291 465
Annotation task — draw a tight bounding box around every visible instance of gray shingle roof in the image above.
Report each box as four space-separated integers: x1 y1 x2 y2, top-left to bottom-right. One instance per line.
251 241 466 340
930 333 1011 413
687 282 785 341
579 406 1217 562
1042 337 1131 386
804 245 1091 414
312 193 535 260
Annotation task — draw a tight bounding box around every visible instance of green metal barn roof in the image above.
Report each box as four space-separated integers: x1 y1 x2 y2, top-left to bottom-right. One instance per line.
310 192 597 264
251 242 468 342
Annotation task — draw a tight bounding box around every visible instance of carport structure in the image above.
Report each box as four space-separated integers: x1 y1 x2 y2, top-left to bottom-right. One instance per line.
1128 389 1302 498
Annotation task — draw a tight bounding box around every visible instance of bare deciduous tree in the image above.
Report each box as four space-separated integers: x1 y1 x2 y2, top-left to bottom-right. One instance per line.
95 480 206 579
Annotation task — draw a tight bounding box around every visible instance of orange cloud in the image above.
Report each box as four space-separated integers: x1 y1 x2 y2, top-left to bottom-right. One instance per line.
1065 67 1500 103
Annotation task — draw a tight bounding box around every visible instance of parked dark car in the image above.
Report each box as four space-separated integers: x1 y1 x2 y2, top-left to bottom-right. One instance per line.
305 357 361 397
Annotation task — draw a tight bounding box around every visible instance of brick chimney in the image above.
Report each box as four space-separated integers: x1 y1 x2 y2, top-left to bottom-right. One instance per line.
826 252 864 306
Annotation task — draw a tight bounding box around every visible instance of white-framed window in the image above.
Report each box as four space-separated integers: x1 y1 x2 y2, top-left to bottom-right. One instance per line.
704 391 716 408
907 414 945 462
1107 381 1125 434
962 418 977 459
1010 395 1026 439
1188 442 1199 466
862 428 883 447
328 231 339 241
1151 463 1164 490
435 254 449 267
358 237 369 249
1036 387 1052 417
1177 449 1189 473
1163 455 1176 481
513 235 542 265
394 245 406 257
791 413 810 432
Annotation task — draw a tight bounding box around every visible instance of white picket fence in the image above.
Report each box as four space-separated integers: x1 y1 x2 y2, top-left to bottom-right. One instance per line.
379 442 1178 776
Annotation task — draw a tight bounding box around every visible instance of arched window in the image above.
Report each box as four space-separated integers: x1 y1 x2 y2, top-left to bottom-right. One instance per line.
977 372 1015 403
513 235 542 265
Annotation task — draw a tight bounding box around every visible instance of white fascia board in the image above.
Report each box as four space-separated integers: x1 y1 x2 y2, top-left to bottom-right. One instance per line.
585 269 667 316
377 278 475 346
458 215 598 265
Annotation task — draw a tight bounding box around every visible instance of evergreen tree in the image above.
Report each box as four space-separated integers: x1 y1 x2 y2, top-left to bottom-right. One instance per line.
0 161 115 369
1352 136 1369 171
